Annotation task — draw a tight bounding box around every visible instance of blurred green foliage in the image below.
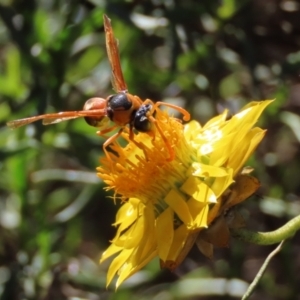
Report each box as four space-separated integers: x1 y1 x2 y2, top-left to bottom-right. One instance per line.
1 0 300 299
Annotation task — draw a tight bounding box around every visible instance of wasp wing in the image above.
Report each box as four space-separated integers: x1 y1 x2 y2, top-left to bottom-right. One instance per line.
103 15 128 93
42 116 79 125
7 109 107 129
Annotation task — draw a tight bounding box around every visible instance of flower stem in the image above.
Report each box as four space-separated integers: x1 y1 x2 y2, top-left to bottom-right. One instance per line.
241 241 285 300
230 214 300 245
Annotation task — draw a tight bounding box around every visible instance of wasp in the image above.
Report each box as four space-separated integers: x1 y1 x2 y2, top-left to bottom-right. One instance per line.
7 15 190 161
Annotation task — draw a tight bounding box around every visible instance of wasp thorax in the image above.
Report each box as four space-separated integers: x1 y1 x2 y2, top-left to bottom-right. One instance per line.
83 97 107 127
106 93 133 125
107 93 132 111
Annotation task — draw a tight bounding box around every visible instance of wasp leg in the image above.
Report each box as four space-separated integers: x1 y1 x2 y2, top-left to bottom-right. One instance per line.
152 101 190 121
146 114 175 161
119 126 150 161
102 128 124 161
140 99 175 161
96 124 119 137
129 124 134 141
142 99 183 161
96 125 122 161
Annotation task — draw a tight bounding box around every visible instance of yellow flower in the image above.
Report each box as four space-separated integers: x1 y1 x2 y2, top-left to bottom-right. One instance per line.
97 100 273 288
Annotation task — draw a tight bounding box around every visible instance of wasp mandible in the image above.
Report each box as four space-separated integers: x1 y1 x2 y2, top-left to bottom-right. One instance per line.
7 15 190 161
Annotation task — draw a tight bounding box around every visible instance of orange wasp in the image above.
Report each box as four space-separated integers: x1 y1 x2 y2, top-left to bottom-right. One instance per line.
7 15 190 161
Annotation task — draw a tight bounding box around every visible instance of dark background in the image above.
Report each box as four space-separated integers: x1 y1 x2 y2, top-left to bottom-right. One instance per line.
0 0 300 299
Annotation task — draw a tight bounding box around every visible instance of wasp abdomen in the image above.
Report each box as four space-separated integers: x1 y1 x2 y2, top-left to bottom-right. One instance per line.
83 97 107 127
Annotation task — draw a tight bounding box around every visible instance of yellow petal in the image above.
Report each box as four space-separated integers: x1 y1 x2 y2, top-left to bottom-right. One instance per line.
113 201 139 240
156 208 174 261
116 249 157 288
221 100 273 138
114 198 140 225
122 213 145 249
194 204 209 227
100 243 122 263
166 225 189 262
226 130 265 174
192 163 231 178
132 205 156 264
233 129 266 173
207 132 236 166
162 230 200 270
106 248 133 287
180 176 217 203
187 198 209 227
184 120 202 141
164 189 193 227
203 109 228 128
116 263 133 289
210 168 234 198
237 100 274 119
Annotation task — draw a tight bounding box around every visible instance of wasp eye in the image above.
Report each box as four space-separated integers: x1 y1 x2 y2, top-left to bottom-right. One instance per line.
83 97 108 127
